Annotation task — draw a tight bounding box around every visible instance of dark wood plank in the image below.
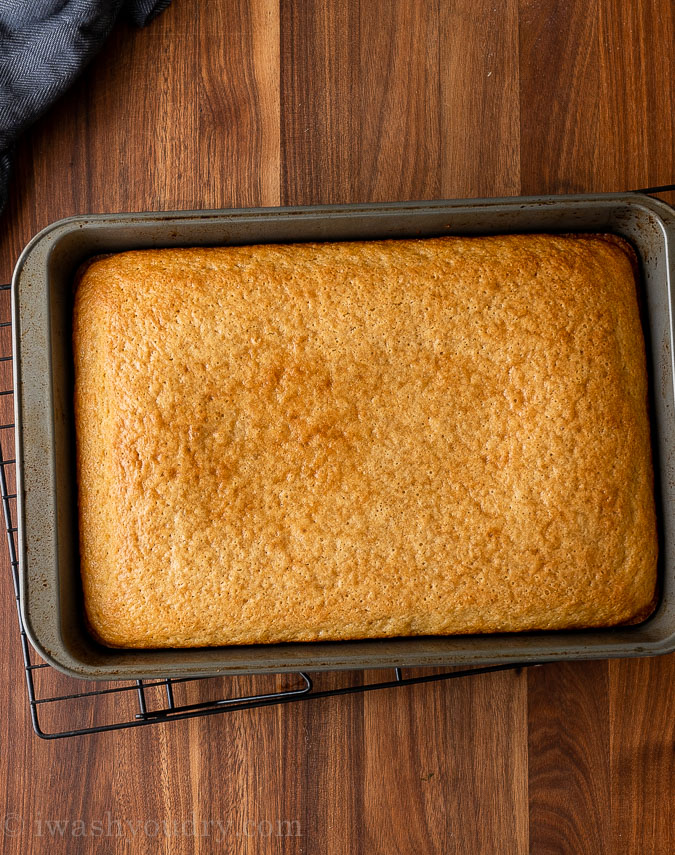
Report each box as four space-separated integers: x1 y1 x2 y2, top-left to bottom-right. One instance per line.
85 10 200 212
518 0 604 194
598 8 675 847
363 670 529 854
610 656 675 854
527 663 611 854
281 0 442 205
519 0 675 199
355 0 441 202
440 0 520 197
275 672 365 855
597 0 675 193
280 0 360 205
436 5 526 850
519 2 675 850
199 0 280 208
280 3 528 853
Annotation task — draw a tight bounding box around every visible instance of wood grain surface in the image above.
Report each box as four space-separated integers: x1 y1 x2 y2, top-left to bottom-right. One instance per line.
0 1 673 853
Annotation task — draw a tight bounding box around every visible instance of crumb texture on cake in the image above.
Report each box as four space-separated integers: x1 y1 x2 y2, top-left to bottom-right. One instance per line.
73 234 658 648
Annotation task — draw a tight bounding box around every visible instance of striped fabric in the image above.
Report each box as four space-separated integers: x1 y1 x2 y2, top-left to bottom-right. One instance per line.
0 0 172 211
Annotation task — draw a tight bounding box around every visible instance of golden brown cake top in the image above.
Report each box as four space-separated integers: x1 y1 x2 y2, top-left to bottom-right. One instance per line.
73 234 657 648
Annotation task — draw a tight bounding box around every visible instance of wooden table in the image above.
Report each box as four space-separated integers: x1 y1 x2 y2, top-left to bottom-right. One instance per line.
0 2 673 852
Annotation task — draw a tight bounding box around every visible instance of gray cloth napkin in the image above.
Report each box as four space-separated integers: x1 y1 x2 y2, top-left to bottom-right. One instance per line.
0 0 172 212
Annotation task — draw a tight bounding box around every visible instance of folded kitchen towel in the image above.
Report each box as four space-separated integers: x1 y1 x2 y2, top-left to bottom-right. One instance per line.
0 0 172 212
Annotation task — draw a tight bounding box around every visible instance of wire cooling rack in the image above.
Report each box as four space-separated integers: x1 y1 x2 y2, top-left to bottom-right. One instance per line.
6 184 674 738
0 283 531 738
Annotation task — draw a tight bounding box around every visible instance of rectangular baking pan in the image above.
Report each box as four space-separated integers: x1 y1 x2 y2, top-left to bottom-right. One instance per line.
12 193 675 680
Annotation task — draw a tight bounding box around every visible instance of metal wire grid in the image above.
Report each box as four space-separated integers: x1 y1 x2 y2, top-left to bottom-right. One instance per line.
0 282 532 738
4 185 674 738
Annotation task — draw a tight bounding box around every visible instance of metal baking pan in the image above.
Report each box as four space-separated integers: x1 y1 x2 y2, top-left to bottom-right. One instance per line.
12 193 675 680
